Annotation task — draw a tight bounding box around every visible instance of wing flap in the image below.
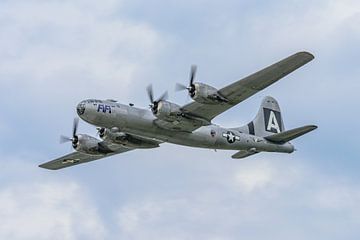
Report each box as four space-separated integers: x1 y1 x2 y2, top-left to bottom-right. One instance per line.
264 125 317 144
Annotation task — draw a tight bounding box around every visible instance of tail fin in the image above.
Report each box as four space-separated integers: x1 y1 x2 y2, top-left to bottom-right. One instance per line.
237 96 285 137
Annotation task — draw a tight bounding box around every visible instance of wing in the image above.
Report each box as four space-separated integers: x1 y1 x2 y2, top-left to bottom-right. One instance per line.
182 52 314 122
39 146 133 170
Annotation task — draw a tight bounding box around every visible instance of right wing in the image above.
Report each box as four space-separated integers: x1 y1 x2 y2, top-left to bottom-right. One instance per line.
39 146 133 170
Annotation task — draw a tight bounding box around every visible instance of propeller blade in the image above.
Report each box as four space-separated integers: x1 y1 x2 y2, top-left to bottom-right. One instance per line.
60 135 72 144
146 84 154 103
175 83 188 91
97 127 106 138
96 127 101 136
72 118 79 138
156 91 168 102
189 65 197 86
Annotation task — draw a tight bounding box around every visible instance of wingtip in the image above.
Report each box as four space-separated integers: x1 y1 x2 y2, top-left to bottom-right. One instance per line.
297 51 315 60
38 164 56 170
304 125 318 133
309 125 318 130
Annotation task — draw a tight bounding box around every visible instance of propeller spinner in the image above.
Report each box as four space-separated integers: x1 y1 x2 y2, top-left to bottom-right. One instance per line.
60 118 79 149
146 84 168 114
175 65 197 97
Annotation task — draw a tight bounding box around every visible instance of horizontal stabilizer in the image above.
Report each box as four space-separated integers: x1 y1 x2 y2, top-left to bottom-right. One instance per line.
264 125 317 144
232 149 259 159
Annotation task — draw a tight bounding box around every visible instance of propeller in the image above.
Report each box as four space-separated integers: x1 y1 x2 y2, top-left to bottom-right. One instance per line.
146 84 168 114
96 127 106 138
60 118 79 149
175 65 197 97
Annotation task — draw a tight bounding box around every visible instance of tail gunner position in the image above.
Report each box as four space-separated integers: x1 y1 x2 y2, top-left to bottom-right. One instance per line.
40 52 317 170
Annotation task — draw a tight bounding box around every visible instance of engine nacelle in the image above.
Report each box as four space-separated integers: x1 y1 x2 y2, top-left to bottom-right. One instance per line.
191 83 228 104
74 134 106 155
99 128 159 149
155 101 183 122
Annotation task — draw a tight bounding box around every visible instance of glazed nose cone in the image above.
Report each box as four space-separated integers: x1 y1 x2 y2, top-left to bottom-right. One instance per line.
76 101 86 116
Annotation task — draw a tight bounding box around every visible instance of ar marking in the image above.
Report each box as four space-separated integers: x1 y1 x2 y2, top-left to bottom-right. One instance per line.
222 131 240 144
97 104 112 113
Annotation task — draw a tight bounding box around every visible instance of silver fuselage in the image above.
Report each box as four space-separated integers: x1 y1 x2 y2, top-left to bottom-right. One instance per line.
77 99 294 153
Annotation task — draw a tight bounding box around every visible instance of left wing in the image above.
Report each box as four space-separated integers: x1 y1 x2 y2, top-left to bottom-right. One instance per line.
182 52 314 122
39 146 133 170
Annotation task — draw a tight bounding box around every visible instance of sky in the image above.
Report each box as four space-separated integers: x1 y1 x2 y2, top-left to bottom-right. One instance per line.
0 0 359 239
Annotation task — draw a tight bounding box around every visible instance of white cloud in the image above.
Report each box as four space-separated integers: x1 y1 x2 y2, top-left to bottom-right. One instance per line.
232 159 307 195
247 0 360 101
0 0 164 103
0 181 106 240
114 158 360 240
233 161 277 193
241 0 360 51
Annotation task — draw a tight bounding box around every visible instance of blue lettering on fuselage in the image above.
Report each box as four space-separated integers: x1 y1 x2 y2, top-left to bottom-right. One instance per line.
97 104 112 113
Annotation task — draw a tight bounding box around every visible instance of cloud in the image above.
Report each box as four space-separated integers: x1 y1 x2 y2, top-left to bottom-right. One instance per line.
114 157 360 240
233 161 278 193
312 182 360 212
0 0 166 145
0 0 359 239
247 0 360 49
0 181 106 240
0 0 164 104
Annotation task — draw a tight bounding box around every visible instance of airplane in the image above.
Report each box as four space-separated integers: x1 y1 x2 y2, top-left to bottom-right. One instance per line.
39 51 317 170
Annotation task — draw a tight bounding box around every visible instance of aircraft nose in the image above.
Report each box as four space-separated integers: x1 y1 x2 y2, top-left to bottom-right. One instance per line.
76 101 86 116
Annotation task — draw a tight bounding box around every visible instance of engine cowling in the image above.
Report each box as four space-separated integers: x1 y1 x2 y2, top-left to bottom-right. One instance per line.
99 127 159 148
74 134 105 155
155 101 183 122
191 83 228 104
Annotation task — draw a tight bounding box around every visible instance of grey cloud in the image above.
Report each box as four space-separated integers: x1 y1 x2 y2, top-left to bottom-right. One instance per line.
114 157 360 240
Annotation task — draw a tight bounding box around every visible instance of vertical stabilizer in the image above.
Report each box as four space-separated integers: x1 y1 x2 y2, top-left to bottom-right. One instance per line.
236 96 285 137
